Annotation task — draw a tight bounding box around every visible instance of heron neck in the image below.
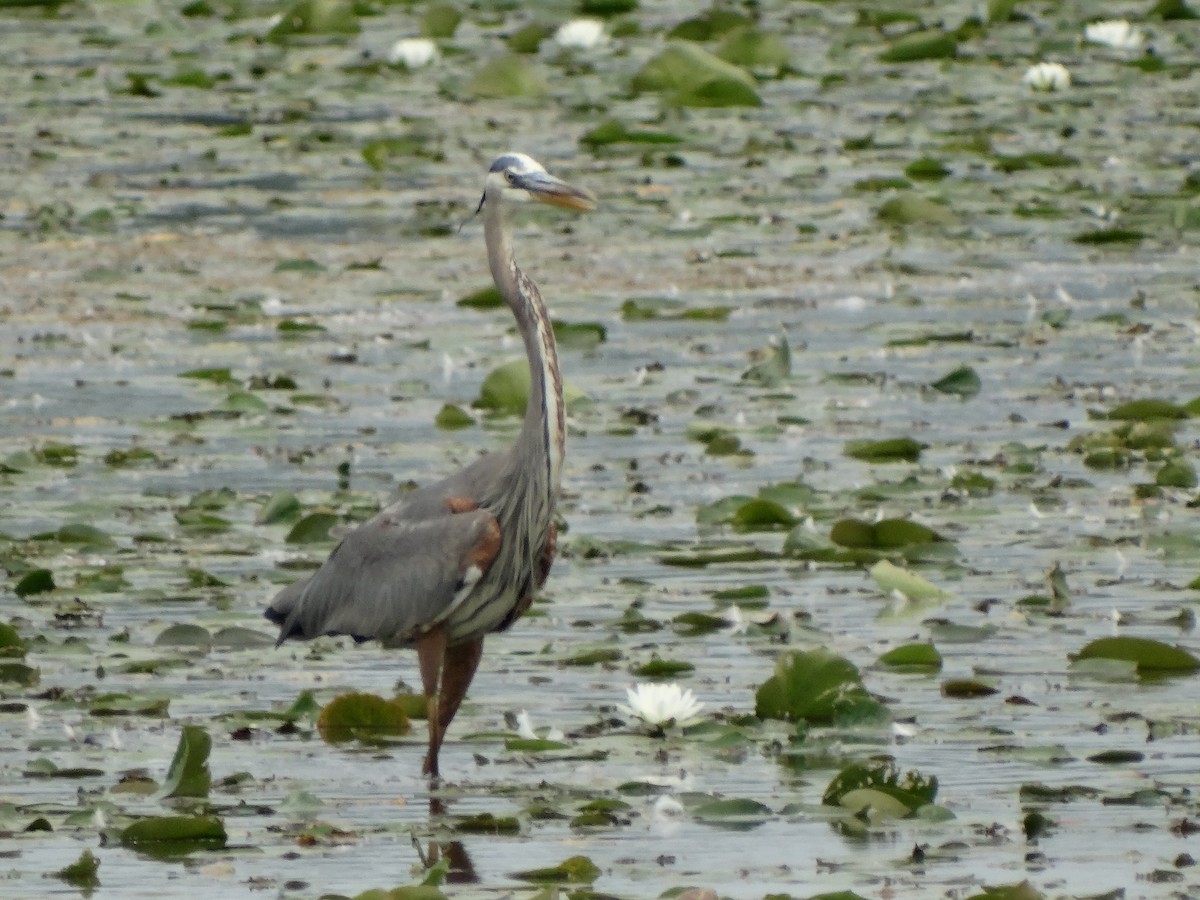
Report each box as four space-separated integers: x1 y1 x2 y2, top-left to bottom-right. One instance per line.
484 199 565 497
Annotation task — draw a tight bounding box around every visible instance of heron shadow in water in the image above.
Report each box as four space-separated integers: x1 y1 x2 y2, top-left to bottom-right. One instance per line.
265 154 595 778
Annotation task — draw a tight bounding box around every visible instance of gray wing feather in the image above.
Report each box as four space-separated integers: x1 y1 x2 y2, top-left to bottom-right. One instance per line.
267 505 498 647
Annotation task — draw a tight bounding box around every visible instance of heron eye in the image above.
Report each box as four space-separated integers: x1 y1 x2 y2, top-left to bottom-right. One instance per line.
504 171 518 185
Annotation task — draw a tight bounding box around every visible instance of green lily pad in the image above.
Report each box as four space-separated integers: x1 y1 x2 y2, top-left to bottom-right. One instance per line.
15 568 56 598
258 490 301 525
1072 228 1145 245
690 796 773 825
456 286 503 310
830 517 943 549
877 195 958 226
632 42 761 107
267 0 358 40
55 849 100 889
877 643 942 671
965 881 1046 900
870 560 951 602
879 30 957 63
941 677 1000 698
285 511 339 544
755 649 873 725
511 855 600 884
153 623 212 648
473 358 586 415
317 692 412 744
823 759 938 810
930 365 981 399
632 657 695 678
1072 637 1199 673
467 54 547 99
0 621 26 655
580 119 684 148
420 3 460 38
552 320 607 351
1106 398 1189 421
454 812 520 834
160 725 212 798
716 26 790 73
844 437 925 463
435 404 475 430
120 815 227 853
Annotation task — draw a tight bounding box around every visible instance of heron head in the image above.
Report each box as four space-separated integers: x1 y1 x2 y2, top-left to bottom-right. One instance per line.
480 153 596 212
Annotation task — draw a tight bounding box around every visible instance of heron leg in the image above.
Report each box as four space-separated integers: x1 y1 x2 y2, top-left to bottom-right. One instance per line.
416 628 448 778
438 637 484 734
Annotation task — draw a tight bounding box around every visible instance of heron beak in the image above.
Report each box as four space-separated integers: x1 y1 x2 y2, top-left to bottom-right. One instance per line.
517 172 597 212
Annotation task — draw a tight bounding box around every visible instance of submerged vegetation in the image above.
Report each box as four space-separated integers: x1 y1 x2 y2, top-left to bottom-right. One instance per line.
1 0 1199 898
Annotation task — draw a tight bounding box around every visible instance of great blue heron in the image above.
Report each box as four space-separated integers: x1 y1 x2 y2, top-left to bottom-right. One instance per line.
265 153 595 778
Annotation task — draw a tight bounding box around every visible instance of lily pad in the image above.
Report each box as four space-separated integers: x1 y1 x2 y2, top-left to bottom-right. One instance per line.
120 815 227 853
755 649 876 725
267 0 359 40
467 54 547 99
15 568 56 598
930 365 981 399
160 724 212 798
317 692 412 743
877 643 942 671
844 437 925 463
285 511 339 544
55 849 100 889
870 559 951 602
1072 637 1199 673
511 855 600 884
435 404 475 430
632 42 761 107
879 30 957 62
474 358 586 415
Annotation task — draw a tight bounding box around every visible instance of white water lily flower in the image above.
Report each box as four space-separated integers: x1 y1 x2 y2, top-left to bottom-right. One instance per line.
388 38 439 68
1023 62 1070 92
555 18 606 49
1085 19 1144 50
619 682 705 729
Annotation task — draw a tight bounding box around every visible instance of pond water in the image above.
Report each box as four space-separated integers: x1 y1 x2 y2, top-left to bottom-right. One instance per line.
1 1 1198 898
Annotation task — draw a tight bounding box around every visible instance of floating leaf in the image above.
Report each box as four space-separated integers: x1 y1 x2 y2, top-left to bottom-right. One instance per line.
823 759 938 810
0 663 38 686
467 54 547 99
120 815 226 852
1072 228 1144 245
317 692 412 744
15 568 55 598
716 26 790 73
56 523 116 546
0 621 26 656
667 7 749 40
1106 398 1188 421
844 437 924 463
755 649 874 725
154 623 212 648
1072 637 1199 673
964 881 1046 900
830 517 943 549
870 559 951 602
580 119 684 148
511 855 600 884
632 42 761 107
55 849 100 889
930 365 981 399
552 320 606 351
267 0 358 40
877 195 958 226
905 157 950 180
633 658 695 678
285 511 339 544
879 30 957 63
258 490 301 525
179 367 235 384
160 725 212 798
454 812 520 834
474 358 586 415
420 3 460 38
877 643 942 671
435 404 475 430
690 796 773 825
941 677 1000 698
456 286 503 310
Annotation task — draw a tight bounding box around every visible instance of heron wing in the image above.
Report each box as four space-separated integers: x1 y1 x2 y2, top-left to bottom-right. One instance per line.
266 504 501 647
